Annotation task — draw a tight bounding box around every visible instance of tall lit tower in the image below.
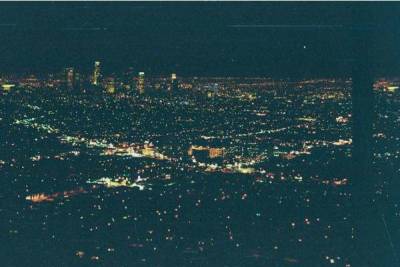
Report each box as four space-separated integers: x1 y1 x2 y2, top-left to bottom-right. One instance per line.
124 67 135 90
137 72 145 94
74 72 81 89
92 61 101 86
105 77 116 94
170 73 178 91
65 67 74 88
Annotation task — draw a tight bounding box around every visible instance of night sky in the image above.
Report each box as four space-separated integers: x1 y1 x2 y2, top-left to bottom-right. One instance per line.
0 2 399 77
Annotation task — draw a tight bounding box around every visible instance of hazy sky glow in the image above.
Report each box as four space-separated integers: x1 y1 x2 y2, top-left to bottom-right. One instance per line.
0 2 399 77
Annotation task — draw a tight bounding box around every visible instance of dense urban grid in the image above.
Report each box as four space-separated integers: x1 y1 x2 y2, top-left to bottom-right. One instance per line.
1 62 400 266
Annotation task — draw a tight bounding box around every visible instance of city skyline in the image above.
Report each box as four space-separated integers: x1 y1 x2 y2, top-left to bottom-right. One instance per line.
1 2 399 267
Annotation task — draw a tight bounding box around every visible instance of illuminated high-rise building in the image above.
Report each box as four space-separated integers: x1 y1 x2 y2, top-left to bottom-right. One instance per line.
92 61 101 86
74 72 81 89
105 77 116 94
65 67 74 88
170 73 178 91
123 67 135 90
137 72 145 94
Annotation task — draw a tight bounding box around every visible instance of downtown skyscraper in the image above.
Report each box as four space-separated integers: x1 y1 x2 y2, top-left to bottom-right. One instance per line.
92 61 101 86
137 72 145 94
